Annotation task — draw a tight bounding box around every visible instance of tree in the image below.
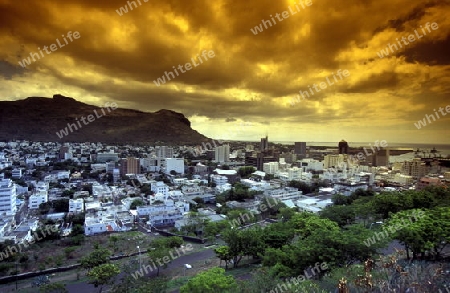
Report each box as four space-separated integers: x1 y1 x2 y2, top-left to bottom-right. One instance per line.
238 166 256 178
180 267 238 293
214 246 233 269
81 248 112 272
87 263 120 293
221 228 244 268
147 238 173 276
62 190 74 198
130 199 145 210
387 208 449 260
70 224 84 236
319 205 356 227
331 193 350 205
109 235 120 252
288 180 312 194
39 283 68 293
52 198 70 213
38 202 52 215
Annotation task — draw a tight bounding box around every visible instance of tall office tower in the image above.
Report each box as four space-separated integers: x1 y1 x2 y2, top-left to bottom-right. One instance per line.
119 158 128 176
0 178 17 215
401 158 429 179
323 154 345 169
338 140 349 154
126 157 141 174
214 145 230 163
372 148 390 167
59 146 70 160
156 146 174 159
294 142 307 157
260 135 268 152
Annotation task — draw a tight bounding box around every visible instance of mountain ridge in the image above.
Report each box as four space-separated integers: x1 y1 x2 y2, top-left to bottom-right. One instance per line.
0 94 208 145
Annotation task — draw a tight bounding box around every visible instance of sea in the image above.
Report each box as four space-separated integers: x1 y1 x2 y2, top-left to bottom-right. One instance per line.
272 141 450 162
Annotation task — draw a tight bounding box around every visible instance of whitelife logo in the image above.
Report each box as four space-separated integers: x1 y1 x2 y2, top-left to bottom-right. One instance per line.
0 225 59 261
363 210 425 247
131 244 193 279
55 102 118 139
18 31 81 68
414 105 450 129
377 22 439 59
153 50 215 86
289 69 350 106
250 0 312 35
116 0 149 16
324 140 388 176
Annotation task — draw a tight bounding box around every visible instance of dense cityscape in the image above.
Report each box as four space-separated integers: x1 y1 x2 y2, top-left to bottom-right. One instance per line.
0 137 449 292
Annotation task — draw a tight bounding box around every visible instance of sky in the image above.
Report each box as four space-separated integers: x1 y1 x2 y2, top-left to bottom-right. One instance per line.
0 0 449 144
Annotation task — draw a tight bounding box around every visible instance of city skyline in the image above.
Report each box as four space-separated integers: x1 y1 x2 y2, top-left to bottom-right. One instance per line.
0 0 449 144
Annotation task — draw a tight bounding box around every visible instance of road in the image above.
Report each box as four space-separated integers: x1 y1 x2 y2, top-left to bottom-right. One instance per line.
62 247 215 293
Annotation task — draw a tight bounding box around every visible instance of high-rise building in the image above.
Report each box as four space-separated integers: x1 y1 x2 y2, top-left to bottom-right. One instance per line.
166 158 185 174
294 142 307 157
119 158 127 176
372 148 389 167
156 146 174 159
59 146 70 160
0 178 17 215
214 145 230 163
126 157 141 175
323 154 345 169
338 140 349 154
260 136 268 152
263 162 279 174
401 158 429 179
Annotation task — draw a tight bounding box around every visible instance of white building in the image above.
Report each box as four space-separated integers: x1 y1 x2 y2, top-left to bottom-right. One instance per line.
391 173 415 185
0 153 12 169
151 181 169 197
263 162 279 174
296 197 333 213
84 210 117 236
69 198 84 213
299 159 324 172
28 191 48 209
156 146 174 159
323 154 345 169
11 169 22 179
287 167 302 180
211 174 228 186
166 158 185 175
214 145 230 163
333 182 368 196
0 178 17 215
57 171 70 180
137 200 189 227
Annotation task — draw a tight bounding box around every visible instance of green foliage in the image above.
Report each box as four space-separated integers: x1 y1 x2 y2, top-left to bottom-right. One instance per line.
70 224 84 236
64 246 77 259
238 166 256 178
39 202 52 214
87 263 120 289
180 267 238 293
62 189 74 198
165 236 183 248
319 205 356 227
52 198 70 213
80 247 111 271
130 199 145 210
288 180 312 194
331 193 350 205
38 282 68 293
387 208 450 259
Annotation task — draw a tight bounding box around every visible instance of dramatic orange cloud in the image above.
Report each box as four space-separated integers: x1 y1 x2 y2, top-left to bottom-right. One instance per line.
0 0 449 143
